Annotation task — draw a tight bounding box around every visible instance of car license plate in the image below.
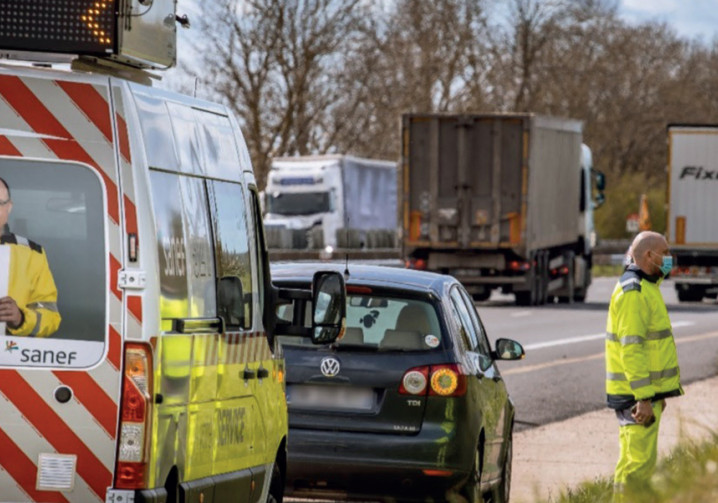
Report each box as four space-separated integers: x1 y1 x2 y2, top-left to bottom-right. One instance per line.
288 385 375 411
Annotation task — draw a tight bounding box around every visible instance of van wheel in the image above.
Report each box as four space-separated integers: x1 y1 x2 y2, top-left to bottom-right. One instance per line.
267 459 284 503
459 444 484 503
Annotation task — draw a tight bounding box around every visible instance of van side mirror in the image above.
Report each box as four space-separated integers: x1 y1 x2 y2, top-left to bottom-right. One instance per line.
311 271 346 344
492 338 525 361
218 276 245 328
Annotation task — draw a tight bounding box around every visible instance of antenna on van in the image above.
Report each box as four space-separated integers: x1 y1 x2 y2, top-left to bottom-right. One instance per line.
193 77 198 98
344 253 350 279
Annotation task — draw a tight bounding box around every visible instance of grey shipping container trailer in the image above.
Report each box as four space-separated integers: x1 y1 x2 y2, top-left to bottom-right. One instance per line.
402 113 604 305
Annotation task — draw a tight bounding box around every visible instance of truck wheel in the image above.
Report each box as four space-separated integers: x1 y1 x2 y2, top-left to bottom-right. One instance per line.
677 286 704 302
472 290 491 302
515 291 531 306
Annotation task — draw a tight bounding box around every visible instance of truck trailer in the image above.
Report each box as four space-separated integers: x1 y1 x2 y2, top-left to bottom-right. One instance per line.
264 155 398 250
402 113 605 305
666 124 718 302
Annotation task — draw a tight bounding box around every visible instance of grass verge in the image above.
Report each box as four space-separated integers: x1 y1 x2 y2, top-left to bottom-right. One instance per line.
544 432 718 502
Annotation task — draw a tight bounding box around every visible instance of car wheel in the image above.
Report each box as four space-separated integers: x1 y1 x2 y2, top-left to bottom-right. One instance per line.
491 432 513 503
267 460 284 503
459 444 484 503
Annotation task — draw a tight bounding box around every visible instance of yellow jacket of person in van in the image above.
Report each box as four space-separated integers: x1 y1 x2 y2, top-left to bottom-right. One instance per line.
2 233 61 337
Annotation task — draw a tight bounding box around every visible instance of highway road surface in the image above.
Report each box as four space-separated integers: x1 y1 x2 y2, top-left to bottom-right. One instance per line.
479 277 718 432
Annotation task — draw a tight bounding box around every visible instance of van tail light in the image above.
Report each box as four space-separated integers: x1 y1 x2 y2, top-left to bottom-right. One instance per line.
115 342 153 490
399 364 467 397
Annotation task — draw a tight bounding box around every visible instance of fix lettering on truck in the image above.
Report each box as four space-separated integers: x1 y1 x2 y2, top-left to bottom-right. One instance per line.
678 166 717 180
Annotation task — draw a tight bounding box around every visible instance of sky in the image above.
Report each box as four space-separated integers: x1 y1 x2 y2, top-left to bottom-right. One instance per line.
619 0 718 43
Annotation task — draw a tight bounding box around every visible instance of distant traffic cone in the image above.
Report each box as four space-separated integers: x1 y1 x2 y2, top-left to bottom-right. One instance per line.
639 194 651 231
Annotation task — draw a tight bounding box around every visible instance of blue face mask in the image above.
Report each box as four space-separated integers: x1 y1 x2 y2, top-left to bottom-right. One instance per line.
654 254 673 277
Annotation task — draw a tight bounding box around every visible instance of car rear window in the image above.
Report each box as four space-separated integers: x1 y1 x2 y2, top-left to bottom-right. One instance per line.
278 290 443 351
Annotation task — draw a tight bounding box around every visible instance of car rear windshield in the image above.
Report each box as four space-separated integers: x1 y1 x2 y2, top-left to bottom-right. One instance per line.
278 291 443 351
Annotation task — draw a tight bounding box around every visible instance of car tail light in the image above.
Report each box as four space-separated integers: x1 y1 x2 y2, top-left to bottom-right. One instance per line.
429 364 467 397
400 366 429 395
399 364 466 397
115 342 153 490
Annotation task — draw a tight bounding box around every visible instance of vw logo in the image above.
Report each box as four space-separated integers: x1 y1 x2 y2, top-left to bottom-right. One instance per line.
320 356 341 377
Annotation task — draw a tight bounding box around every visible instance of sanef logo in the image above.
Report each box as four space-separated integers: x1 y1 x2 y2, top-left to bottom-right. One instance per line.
320 356 341 377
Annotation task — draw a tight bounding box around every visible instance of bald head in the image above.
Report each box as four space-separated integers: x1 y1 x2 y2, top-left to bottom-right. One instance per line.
630 231 669 276
0 177 11 232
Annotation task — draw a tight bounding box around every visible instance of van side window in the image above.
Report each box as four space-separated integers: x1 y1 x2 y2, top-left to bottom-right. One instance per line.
208 181 254 330
249 189 265 321
150 171 216 331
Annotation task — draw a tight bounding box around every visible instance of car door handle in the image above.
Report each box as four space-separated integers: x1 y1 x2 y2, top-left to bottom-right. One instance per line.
257 367 270 379
243 368 257 380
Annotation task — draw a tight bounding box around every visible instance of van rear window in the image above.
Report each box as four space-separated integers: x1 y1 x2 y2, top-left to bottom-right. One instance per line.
1 159 106 368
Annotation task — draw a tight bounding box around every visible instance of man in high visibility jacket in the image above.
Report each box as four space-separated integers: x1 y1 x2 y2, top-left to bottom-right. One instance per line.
0 177 61 337
606 231 683 497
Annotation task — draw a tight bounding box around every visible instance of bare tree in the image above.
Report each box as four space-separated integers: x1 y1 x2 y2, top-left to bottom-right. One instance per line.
193 0 366 188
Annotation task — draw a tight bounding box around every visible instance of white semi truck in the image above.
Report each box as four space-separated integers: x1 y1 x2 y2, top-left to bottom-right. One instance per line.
264 155 398 250
666 124 718 301
402 113 605 305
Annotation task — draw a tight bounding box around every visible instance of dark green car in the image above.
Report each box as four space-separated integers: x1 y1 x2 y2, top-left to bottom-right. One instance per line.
273 264 524 503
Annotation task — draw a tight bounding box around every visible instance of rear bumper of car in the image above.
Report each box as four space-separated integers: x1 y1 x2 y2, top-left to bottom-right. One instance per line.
285 424 474 500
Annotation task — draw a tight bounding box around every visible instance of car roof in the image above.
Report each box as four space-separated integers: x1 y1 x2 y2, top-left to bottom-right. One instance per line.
270 262 456 296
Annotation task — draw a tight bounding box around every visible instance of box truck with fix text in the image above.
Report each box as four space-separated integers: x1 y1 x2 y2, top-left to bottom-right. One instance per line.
666 124 718 302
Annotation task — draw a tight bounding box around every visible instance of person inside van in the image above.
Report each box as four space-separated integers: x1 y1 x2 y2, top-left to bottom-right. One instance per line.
0 177 61 337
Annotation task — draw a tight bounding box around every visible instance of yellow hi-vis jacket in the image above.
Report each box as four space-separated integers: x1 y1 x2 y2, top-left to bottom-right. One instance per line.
605 265 683 410
2 233 61 337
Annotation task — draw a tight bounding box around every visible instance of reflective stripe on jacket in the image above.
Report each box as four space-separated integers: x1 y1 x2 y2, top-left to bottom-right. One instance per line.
2 233 61 337
605 265 683 410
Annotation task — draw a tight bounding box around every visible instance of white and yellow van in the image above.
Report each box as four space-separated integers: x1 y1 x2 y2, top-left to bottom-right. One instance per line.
0 18 344 503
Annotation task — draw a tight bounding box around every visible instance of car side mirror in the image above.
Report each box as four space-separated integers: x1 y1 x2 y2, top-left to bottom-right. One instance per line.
593 169 606 192
311 271 346 344
492 338 525 361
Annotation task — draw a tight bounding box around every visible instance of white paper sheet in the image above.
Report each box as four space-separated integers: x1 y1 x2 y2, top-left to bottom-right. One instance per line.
0 245 10 335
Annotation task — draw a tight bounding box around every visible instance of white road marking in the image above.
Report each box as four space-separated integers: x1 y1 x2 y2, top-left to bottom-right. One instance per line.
511 311 533 318
503 325 715 376
521 321 695 351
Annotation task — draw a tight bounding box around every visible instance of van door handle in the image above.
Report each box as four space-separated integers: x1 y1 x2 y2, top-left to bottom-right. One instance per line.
257 367 270 379
243 368 257 380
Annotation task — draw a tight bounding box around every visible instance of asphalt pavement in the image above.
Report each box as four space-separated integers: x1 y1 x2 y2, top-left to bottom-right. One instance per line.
477 277 718 432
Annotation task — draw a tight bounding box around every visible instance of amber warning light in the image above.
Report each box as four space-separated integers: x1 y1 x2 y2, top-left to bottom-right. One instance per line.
0 0 117 56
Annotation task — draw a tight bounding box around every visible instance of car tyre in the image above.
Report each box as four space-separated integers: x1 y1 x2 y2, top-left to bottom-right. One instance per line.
459 444 484 503
491 432 513 503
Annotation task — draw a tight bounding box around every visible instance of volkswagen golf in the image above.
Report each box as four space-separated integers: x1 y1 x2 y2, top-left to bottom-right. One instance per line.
272 264 524 503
